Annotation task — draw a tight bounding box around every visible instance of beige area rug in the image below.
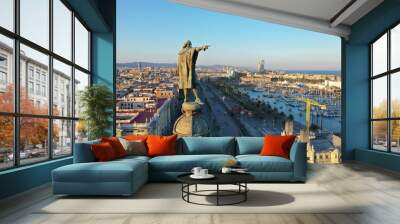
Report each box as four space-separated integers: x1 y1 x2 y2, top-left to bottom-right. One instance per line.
37 183 361 214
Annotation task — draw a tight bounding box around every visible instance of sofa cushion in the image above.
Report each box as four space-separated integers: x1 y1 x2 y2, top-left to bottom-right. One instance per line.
235 137 263 155
149 154 235 172
91 142 118 161
101 137 127 158
147 135 177 157
116 155 150 163
179 137 235 155
236 155 293 172
260 135 296 159
120 139 147 156
53 158 147 183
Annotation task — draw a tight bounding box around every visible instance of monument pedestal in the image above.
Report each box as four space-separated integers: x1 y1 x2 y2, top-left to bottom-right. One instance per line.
173 102 210 137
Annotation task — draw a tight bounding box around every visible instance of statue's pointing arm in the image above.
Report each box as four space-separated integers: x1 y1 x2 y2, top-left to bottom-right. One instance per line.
195 45 210 52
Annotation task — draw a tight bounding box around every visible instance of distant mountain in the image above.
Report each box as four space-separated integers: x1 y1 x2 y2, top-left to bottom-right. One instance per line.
117 62 176 69
284 70 341 75
117 61 241 70
117 62 340 75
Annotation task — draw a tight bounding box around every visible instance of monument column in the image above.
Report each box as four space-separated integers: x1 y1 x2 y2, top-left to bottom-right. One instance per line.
172 40 210 137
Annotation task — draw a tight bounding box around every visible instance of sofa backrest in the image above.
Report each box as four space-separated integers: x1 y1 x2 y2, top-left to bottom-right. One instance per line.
73 140 100 163
75 137 288 159
235 137 264 155
178 137 235 155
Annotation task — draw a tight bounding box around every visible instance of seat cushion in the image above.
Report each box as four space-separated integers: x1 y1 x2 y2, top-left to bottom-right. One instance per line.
235 137 263 155
149 154 235 172
53 159 147 183
179 137 235 155
236 155 293 172
113 155 150 167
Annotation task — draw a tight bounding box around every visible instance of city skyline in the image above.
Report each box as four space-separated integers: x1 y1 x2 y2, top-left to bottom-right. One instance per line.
117 0 341 71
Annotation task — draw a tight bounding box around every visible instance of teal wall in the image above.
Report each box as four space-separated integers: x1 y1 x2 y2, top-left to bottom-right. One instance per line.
0 0 116 200
92 33 114 88
355 149 400 172
92 32 116 135
0 158 72 199
343 0 400 171
91 0 116 135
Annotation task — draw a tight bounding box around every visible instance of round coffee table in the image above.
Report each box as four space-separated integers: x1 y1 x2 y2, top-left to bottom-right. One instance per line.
177 173 255 206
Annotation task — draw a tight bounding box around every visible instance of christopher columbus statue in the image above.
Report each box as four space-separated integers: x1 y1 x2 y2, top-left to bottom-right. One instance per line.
177 40 209 104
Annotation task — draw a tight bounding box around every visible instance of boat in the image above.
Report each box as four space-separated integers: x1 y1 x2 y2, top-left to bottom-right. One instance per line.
254 87 266 92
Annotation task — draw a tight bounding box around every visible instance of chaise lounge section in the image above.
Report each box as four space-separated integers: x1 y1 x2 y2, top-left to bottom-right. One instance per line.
52 137 306 196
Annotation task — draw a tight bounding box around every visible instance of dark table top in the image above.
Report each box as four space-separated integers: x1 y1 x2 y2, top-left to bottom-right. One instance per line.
177 172 255 185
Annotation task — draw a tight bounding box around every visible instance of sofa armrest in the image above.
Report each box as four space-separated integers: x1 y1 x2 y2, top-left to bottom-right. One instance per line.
73 140 100 163
289 142 307 181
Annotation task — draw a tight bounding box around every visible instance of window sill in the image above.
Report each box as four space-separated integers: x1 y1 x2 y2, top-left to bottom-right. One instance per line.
0 156 72 176
355 148 400 172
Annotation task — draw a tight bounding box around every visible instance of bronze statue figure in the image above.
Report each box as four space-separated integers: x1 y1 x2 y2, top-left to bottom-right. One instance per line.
177 40 209 104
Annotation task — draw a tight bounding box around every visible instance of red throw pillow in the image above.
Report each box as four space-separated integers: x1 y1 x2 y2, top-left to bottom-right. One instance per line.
260 135 296 159
101 137 126 158
91 142 117 162
146 135 177 157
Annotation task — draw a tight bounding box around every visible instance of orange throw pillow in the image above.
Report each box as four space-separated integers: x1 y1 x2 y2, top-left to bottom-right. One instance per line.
260 135 296 159
101 137 127 158
146 135 177 157
91 142 117 161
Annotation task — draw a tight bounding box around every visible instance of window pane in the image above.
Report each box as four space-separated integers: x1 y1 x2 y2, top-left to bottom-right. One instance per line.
20 0 49 49
53 59 72 117
392 24 400 70
75 18 89 70
372 33 387 76
53 119 72 157
372 77 387 119
53 0 72 60
0 35 14 112
391 120 400 153
0 0 14 31
372 121 388 151
391 72 400 118
20 44 49 115
0 116 14 170
75 120 88 143
74 69 89 118
20 117 49 165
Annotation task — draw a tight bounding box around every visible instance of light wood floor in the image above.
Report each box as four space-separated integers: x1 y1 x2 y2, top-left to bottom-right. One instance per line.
1 162 400 224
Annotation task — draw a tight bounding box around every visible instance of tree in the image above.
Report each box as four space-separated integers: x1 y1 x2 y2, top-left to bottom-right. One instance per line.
0 85 13 149
76 120 87 140
0 116 13 150
79 84 114 140
372 100 388 140
0 85 59 150
372 99 400 142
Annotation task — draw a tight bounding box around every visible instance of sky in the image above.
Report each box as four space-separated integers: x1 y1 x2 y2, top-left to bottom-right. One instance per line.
117 0 341 71
0 0 89 72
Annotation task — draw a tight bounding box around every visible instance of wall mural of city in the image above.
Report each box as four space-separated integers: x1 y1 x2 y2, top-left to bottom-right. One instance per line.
116 0 342 164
